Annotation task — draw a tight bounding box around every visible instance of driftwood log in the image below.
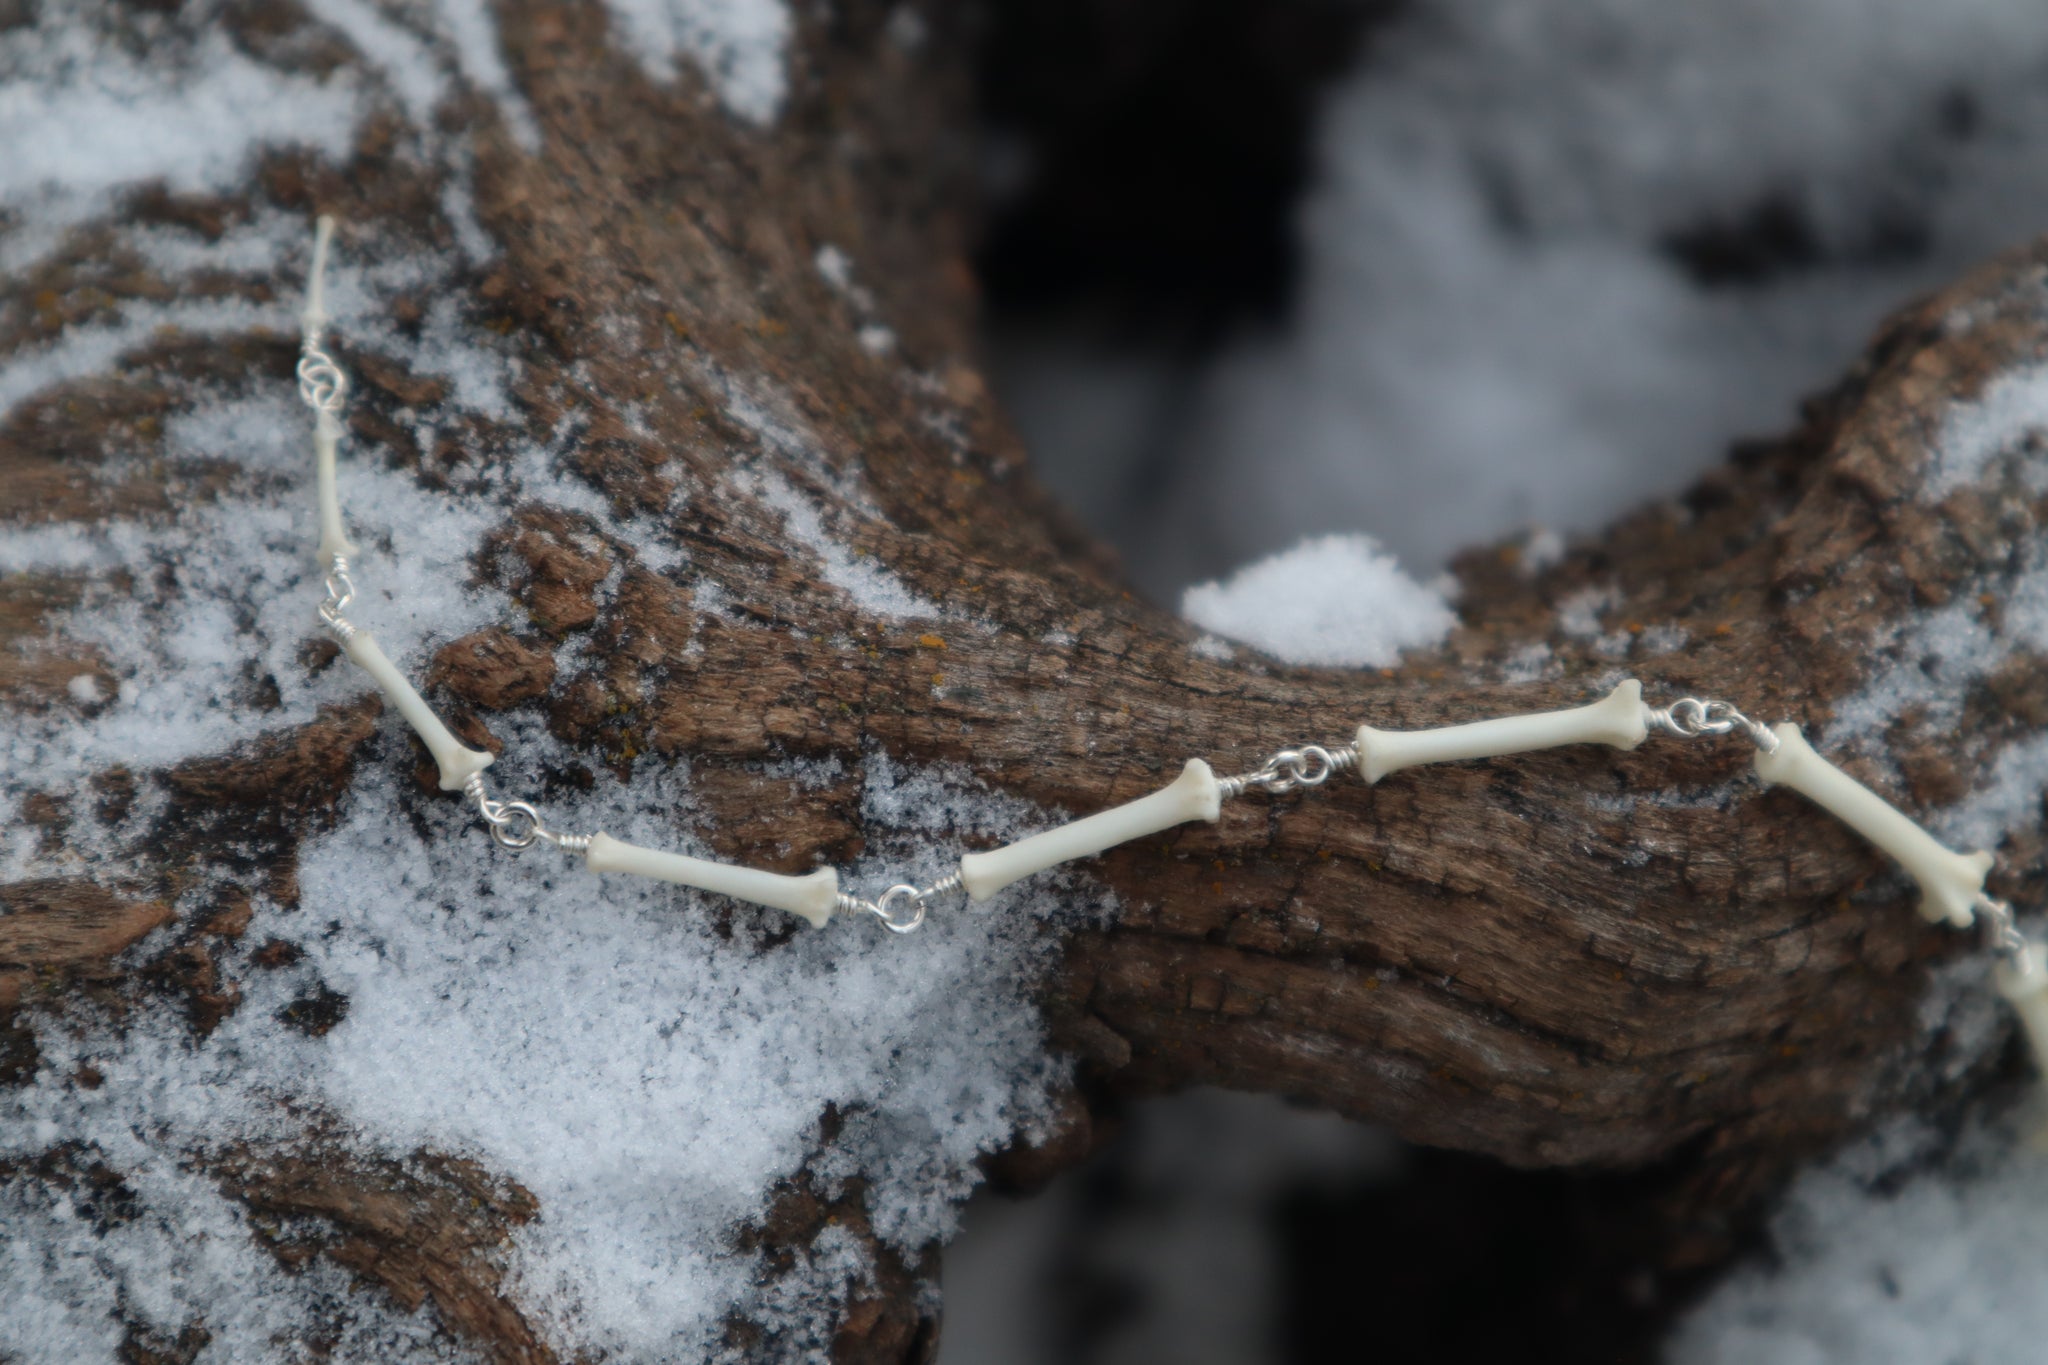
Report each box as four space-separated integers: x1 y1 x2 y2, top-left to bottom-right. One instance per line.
4 2 2047 1360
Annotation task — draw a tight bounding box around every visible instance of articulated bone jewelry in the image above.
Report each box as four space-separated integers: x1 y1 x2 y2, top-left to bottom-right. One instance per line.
291 220 2047 1069
1352 678 1648 782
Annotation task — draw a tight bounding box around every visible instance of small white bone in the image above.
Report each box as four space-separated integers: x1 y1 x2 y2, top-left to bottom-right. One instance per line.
958 758 1222 903
1996 943 2048 1074
1752 724 1992 927
302 214 335 339
1352 679 1649 784
583 831 841 927
342 630 495 791
314 412 357 563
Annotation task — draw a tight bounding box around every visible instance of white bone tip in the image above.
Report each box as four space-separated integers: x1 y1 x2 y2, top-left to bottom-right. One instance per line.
340 630 495 792
1997 943 2048 1004
435 745 494 793
958 757 1222 903
1178 756 1224 822
786 880 839 928
1996 943 2048 1078
1754 724 1991 927
315 527 359 563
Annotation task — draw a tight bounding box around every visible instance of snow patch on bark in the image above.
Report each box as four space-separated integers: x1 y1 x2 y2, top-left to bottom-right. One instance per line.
600 0 792 125
743 470 945 621
1670 1115 2048 1365
1181 533 1455 668
0 5 358 256
0 74 1063 1358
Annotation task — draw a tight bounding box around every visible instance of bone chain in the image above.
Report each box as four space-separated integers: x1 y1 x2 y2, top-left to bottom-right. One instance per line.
291 219 2048 1065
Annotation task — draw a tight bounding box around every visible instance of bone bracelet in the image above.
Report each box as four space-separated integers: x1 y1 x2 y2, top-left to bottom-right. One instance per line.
291 218 2048 1073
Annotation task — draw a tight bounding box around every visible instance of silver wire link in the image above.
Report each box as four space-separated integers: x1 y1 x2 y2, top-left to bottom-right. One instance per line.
1974 893 2030 962
461 772 589 853
318 554 357 641
1644 697 1780 753
1218 743 1358 798
297 346 349 414
837 872 965 934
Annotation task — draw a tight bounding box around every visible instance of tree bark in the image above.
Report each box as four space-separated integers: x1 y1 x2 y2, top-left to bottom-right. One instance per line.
4 2 2046 1360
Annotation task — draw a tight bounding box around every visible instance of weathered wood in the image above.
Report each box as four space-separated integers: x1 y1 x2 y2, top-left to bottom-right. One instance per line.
3 1 2046 1358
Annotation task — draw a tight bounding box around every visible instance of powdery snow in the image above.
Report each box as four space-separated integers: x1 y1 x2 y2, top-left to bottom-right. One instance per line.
599 0 792 125
0 4 1040 1359
1102 0 2048 584
1927 355 2048 502
1669 1113 2048 1365
1180 533 1455 668
0 10 359 245
744 469 944 620
0 214 1063 1365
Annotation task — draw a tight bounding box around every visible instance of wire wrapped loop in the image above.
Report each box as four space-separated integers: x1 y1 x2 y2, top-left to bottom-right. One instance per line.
869 884 929 934
297 346 349 413
482 799 543 850
461 774 586 854
1219 743 1358 798
1977 893 2030 961
1646 697 1779 753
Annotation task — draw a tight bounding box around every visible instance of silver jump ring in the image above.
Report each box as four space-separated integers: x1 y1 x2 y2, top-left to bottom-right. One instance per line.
321 565 355 616
486 800 542 850
1649 696 1779 753
1262 748 1305 794
1288 745 1337 787
296 349 348 412
870 884 928 934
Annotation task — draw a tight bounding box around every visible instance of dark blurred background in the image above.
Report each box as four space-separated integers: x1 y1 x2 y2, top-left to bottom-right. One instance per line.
947 0 2048 1360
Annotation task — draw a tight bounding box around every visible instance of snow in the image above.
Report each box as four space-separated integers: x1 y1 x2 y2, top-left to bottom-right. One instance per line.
1669 1112 2048 1365
299 0 446 130
1037 0 2048 589
815 243 855 293
0 297 272 416
815 243 897 355
744 470 944 620
599 0 792 125
0 9 359 244
0 217 1055 1365
433 0 543 149
0 4 1034 1359
1180 533 1454 668
0 1134 482 1364
1819 480 2048 858
1928 356 2048 502
271 749 1074 1355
